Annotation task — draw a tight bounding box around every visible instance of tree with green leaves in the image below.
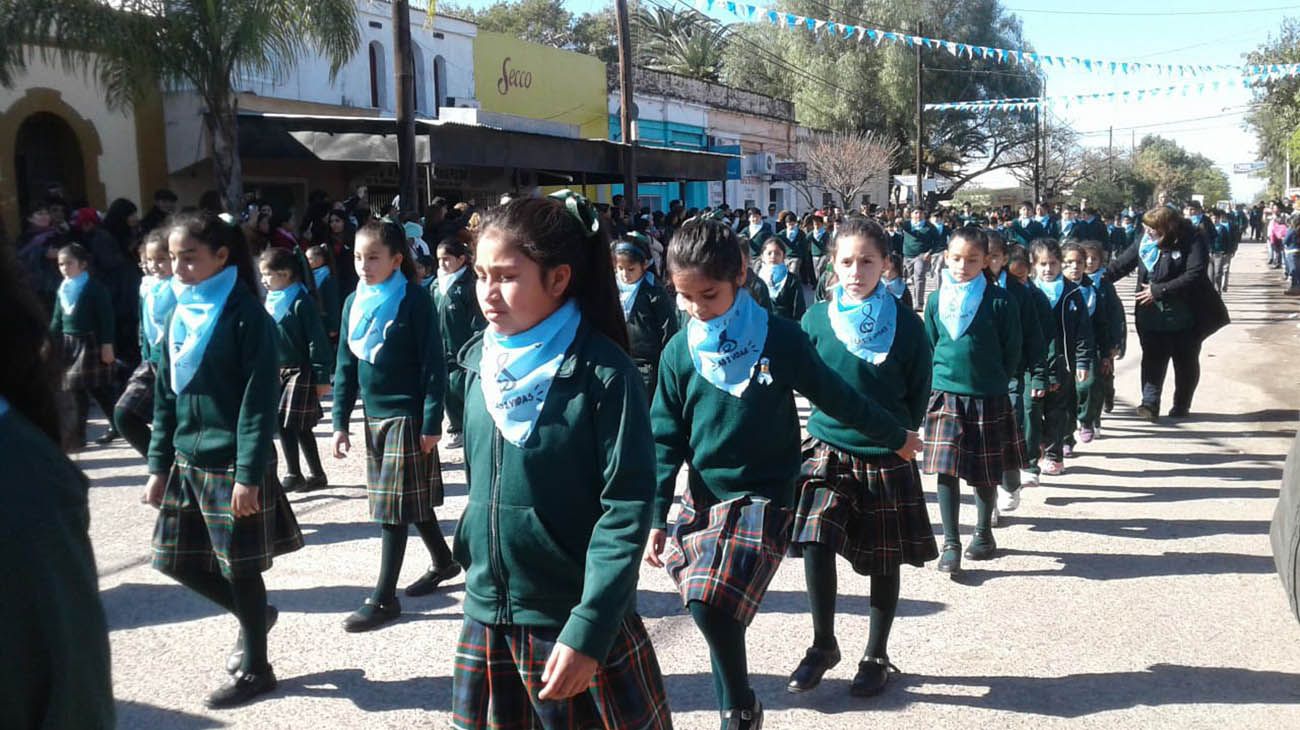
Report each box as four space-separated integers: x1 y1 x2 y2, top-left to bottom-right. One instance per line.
1245 18 1300 198
1133 135 1230 206
442 0 625 62
1 0 360 214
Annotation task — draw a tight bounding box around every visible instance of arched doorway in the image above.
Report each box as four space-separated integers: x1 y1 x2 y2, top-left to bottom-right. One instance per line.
14 112 86 215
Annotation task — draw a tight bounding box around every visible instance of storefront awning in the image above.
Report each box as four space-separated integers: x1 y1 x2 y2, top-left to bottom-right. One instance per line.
237 112 733 183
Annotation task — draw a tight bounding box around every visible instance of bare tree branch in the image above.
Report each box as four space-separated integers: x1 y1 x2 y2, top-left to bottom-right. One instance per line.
804 131 899 209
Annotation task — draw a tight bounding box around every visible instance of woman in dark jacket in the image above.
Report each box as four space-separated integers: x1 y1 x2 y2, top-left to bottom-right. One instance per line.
95 198 143 368
1104 205 1228 421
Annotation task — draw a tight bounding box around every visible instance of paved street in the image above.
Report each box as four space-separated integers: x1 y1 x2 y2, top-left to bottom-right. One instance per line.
88 247 1300 729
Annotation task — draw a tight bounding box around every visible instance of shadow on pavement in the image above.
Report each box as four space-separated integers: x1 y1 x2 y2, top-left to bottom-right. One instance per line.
1014 514 1269 540
1045 483 1279 506
666 664 1300 716
1080 450 1284 466
1057 464 1284 482
946 548 1273 585
115 700 225 729
297 518 460 547
278 668 453 713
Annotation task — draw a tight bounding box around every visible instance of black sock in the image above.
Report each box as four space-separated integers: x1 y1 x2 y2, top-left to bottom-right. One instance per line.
113 407 151 458
90 386 119 431
279 425 302 477
170 568 235 612
297 430 325 478
802 544 838 650
373 524 408 603
414 517 455 571
864 573 900 660
230 574 269 673
688 601 754 712
974 485 996 534
937 474 961 546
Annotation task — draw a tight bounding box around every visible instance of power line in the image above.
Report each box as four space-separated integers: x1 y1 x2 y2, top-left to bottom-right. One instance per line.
1074 108 1251 135
1006 3 1300 16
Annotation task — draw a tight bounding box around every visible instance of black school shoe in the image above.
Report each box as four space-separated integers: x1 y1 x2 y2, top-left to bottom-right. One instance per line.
93 427 119 445
786 643 841 693
1167 406 1191 419
722 698 763 730
850 656 898 697
343 597 401 632
1135 403 1160 423
205 668 277 709
226 605 279 674
302 473 329 491
281 475 306 493
936 543 962 574
404 563 463 597
963 530 997 561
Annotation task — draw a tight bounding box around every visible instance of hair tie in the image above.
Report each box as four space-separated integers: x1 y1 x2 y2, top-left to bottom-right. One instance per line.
548 189 601 239
613 241 646 261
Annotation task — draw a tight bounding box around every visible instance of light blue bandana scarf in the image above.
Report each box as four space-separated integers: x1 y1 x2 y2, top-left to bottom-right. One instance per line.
479 299 581 446
883 276 907 299
1139 233 1161 273
829 283 897 365
1035 277 1065 308
264 283 303 324
169 266 238 394
996 270 1008 289
617 277 643 321
687 289 769 398
762 263 790 300
347 270 408 363
140 275 178 346
936 269 986 340
1078 281 1097 316
436 265 467 299
313 265 330 289
57 271 88 316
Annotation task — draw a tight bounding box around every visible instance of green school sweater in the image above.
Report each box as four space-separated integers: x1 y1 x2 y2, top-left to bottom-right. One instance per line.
0 406 114 730
315 270 341 337
434 272 486 373
1000 276 1047 389
924 282 1023 397
1094 275 1128 357
148 284 279 485
1006 219 1046 248
455 321 655 661
332 281 446 436
626 281 678 373
807 229 831 257
1038 280 1095 379
801 300 932 456
766 276 807 321
1075 277 1111 358
776 228 807 259
274 289 333 381
49 277 114 342
651 314 907 528
900 222 941 258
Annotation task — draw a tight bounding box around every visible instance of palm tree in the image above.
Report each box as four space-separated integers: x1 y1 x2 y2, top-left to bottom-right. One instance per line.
1 0 360 213
633 6 728 81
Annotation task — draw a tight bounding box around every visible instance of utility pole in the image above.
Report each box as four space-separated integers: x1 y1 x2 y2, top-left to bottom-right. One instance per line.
1108 125 1114 178
393 0 417 216
1033 74 1042 204
615 0 638 217
1039 75 1048 202
914 22 924 209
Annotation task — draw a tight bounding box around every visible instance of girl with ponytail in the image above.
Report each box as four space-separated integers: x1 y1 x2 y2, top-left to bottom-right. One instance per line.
449 191 670 729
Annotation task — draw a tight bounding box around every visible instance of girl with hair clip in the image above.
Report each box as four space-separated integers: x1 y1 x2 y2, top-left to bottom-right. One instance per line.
143 213 304 707
332 220 459 631
786 217 937 699
922 225 1025 575
114 228 178 458
306 244 341 344
432 236 485 450
1030 239 1093 476
451 192 671 729
0 244 114 728
614 234 679 399
645 219 919 729
260 247 333 492
50 242 118 451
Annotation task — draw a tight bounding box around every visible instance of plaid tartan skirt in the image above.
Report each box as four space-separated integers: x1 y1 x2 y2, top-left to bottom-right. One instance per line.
663 489 792 626
60 333 114 390
364 414 443 525
789 440 939 575
921 390 1028 488
115 360 157 421
278 367 323 431
151 454 305 580
451 614 671 730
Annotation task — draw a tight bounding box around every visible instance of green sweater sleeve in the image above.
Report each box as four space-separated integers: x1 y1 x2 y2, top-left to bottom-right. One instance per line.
1105 282 1127 357
789 327 907 450
234 309 279 485
414 289 447 436
1070 295 1095 376
148 349 178 476
654 290 679 349
49 299 63 336
91 283 114 346
905 320 934 429
650 350 689 529
996 293 1023 383
1019 289 1047 390
332 295 360 433
295 296 333 382
556 366 656 660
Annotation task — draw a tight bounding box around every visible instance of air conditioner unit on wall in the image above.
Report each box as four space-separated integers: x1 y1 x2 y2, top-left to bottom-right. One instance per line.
742 152 775 177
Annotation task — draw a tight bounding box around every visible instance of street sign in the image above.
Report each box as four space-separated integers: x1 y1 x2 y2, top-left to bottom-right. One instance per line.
1233 161 1267 174
772 161 808 182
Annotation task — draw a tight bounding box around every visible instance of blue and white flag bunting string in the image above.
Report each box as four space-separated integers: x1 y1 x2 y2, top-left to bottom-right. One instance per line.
925 78 1268 112
694 0 1299 80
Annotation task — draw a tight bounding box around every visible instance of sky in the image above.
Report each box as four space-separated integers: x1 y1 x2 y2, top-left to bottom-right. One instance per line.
456 0 1298 201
